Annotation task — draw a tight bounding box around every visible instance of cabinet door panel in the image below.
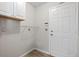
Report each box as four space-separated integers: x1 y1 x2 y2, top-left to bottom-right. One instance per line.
0 2 14 16
13 2 26 17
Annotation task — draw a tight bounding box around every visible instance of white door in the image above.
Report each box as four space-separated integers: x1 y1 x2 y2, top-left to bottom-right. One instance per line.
49 3 78 57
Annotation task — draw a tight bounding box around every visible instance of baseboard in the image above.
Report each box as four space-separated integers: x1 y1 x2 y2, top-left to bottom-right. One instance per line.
20 48 35 57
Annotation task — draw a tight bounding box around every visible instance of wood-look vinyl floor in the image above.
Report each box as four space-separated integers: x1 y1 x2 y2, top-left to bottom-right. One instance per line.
24 50 53 57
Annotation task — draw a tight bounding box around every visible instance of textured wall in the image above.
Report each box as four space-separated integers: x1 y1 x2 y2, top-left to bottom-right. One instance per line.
0 2 35 57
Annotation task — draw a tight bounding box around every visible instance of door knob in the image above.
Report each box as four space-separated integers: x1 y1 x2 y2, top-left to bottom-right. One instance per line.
50 34 53 36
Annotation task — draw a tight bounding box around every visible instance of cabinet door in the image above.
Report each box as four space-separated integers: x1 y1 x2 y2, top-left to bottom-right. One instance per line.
0 2 14 16
13 2 26 17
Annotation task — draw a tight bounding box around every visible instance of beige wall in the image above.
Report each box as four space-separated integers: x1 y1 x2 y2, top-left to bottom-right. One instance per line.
35 2 59 52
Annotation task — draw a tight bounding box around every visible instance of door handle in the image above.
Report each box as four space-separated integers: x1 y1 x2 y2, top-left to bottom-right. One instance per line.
51 30 53 32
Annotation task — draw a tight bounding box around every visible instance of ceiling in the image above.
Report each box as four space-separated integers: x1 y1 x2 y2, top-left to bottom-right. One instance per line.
28 2 47 7
28 2 65 8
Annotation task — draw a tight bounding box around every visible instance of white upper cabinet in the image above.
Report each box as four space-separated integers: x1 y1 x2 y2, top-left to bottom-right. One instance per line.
0 2 26 18
0 2 14 16
0 2 25 35
13 2 26 18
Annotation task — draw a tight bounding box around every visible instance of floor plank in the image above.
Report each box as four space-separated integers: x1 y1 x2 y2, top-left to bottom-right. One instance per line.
24 50 53 57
